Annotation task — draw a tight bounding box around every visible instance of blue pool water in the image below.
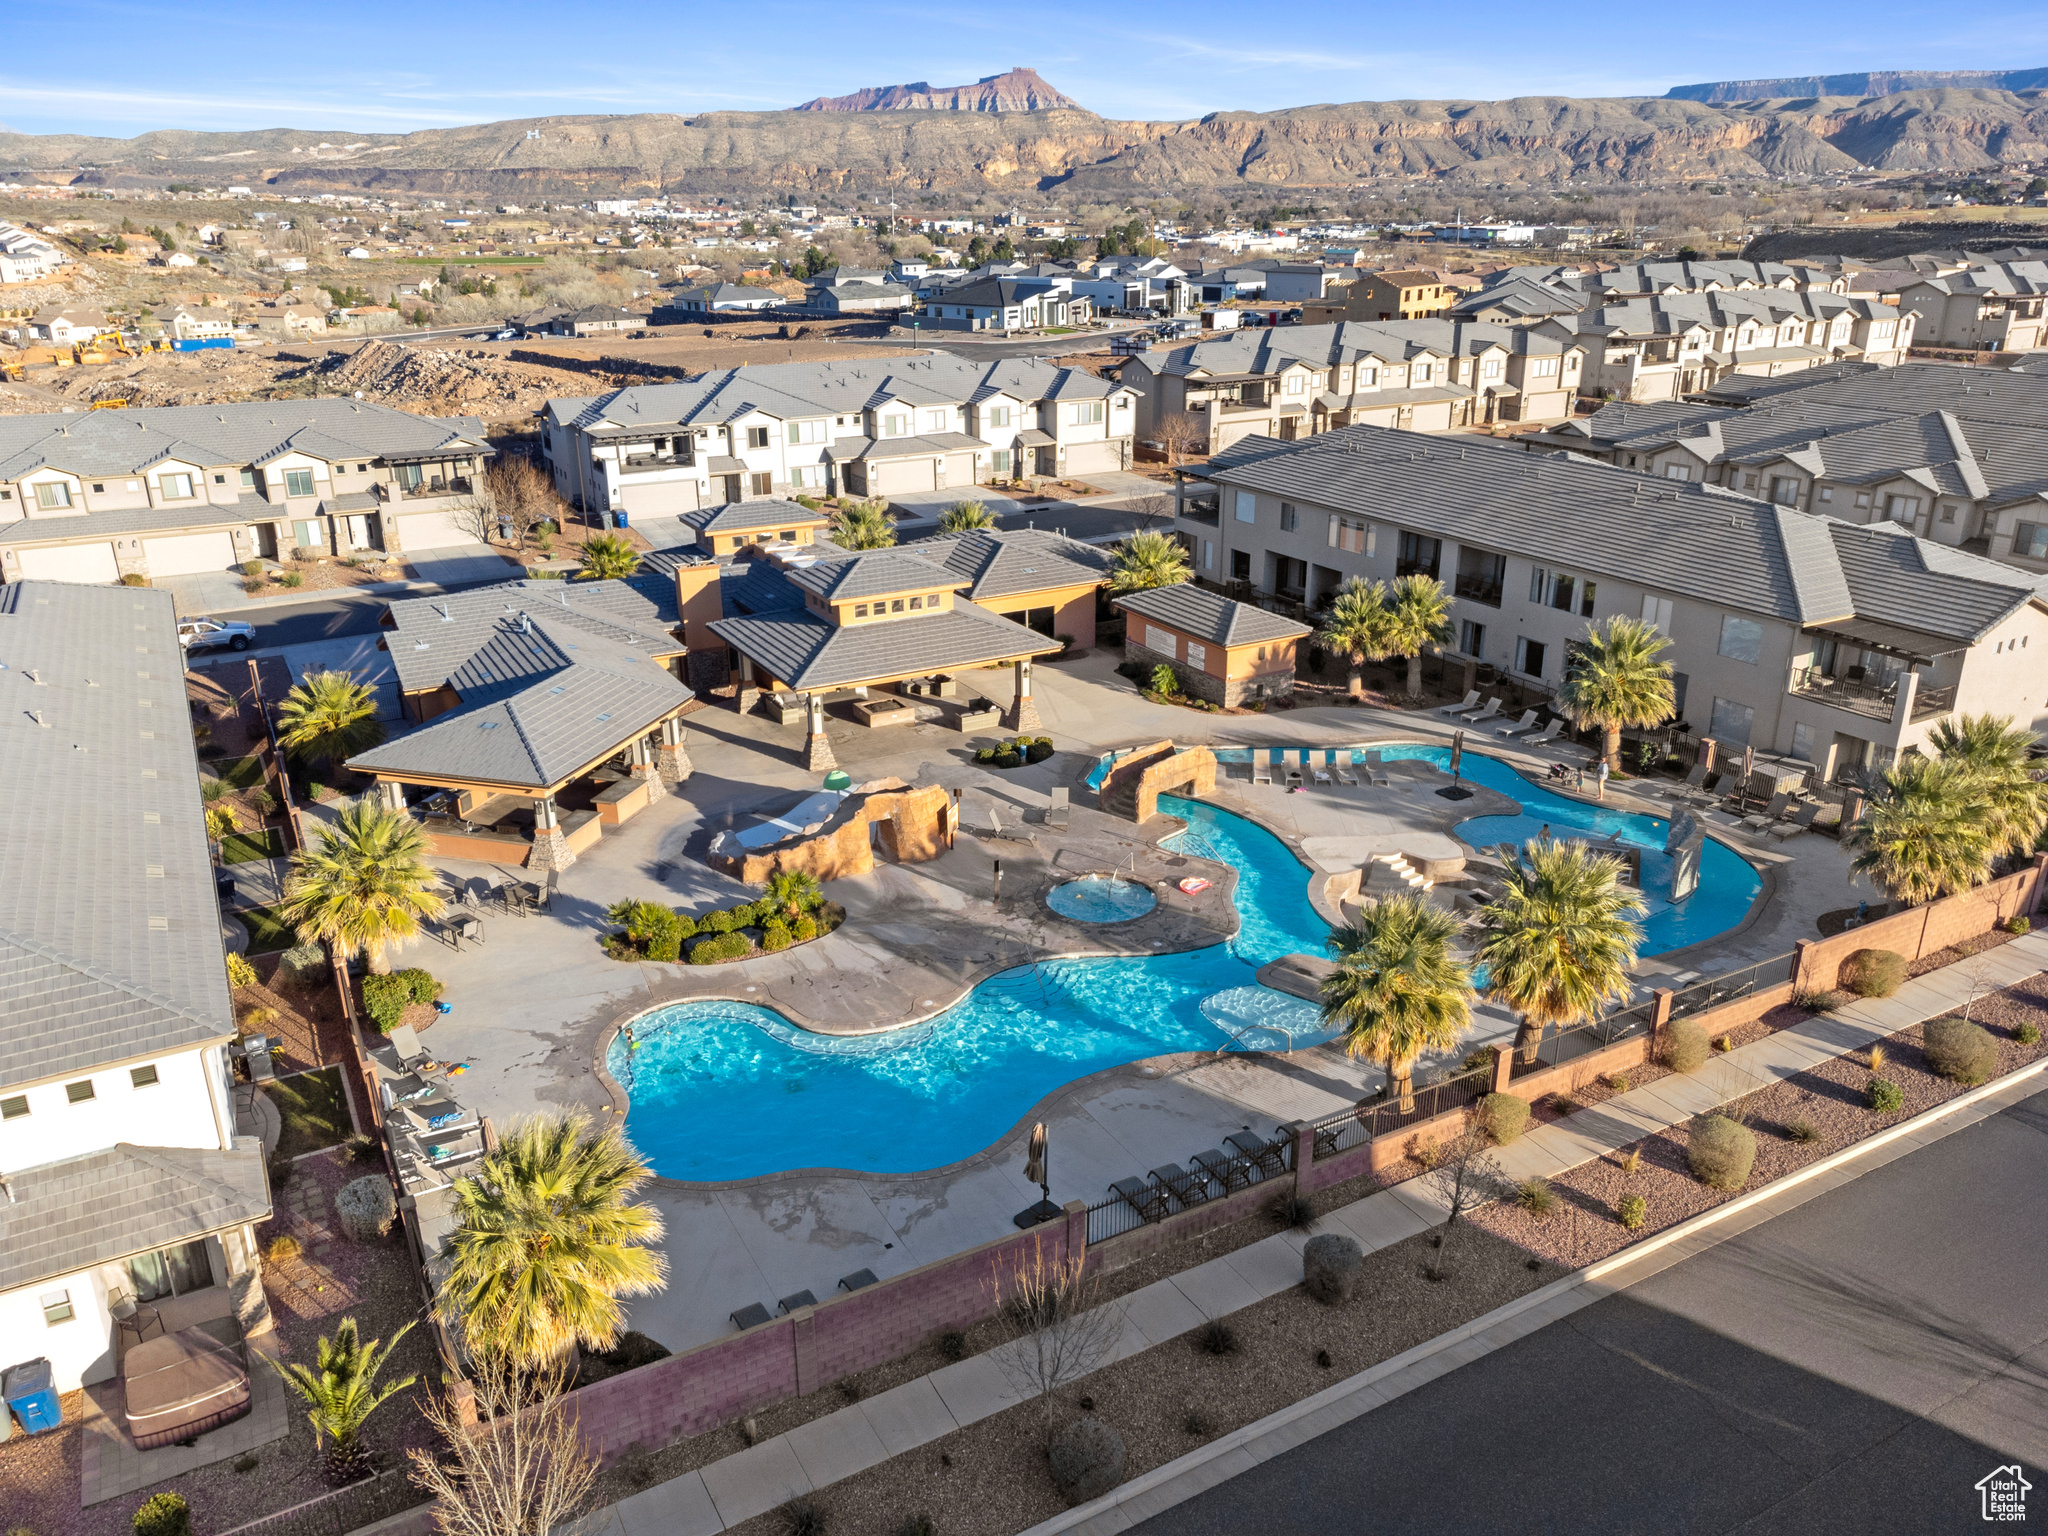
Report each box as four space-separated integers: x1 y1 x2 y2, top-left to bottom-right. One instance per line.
611 748 1761 1181
1047 876 1159 924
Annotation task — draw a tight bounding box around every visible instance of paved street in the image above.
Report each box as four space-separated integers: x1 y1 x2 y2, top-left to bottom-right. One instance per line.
1138 1084 2048 1536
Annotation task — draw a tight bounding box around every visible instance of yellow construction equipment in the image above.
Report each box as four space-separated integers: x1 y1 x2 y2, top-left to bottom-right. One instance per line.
91 398 129 410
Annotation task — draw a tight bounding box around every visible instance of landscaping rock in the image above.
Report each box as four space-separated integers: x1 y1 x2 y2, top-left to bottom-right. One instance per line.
333 1174 397 1243
1302 1232 1364 1304
1050 1415 1125 1503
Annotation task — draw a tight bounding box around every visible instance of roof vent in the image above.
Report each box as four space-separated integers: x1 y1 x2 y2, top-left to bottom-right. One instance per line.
478 720 500 730
436 603 452 621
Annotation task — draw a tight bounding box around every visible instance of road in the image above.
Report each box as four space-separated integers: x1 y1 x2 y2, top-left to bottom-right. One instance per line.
1140 1083 2048 1536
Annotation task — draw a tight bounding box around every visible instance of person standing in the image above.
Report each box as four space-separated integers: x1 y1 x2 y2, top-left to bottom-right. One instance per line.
1596 758 1610 801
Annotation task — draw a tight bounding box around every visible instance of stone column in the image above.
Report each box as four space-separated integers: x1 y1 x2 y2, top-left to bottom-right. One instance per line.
527 794 577 874
626 732 667 800
1004 658 1041 732
802 692 837 772
655 715 692 786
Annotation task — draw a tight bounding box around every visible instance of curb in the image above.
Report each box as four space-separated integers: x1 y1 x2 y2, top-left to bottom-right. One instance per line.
1020 1049 2048 1535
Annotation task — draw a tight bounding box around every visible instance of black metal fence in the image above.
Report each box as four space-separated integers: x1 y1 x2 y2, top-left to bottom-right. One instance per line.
214 1472 427 1536
1084 1132 1291 1245
1308 1062 1494 1159
1507 998 1659 1080
1666 952 1798 1024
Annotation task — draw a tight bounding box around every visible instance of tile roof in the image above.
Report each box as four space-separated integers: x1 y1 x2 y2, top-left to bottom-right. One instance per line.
681 498 829 534
1112 583 1313 647
708 600 1061 691
909 527 1113 601
0 583 233 1092
784 550 961 601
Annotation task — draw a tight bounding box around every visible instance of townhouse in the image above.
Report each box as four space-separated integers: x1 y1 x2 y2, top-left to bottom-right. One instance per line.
0 222 71 284
924 277 1093 332
0 400 494 585
540 354 1135 517
1170 423 2048 784
1301 269 1453 323
1893 260 2048 352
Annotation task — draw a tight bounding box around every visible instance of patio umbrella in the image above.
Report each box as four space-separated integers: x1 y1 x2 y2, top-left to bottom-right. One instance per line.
1450 730 1464 785
1014 1121 1058 1229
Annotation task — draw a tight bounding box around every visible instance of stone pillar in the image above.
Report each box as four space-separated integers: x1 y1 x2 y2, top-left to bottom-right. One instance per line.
1696 736 1719 775
655 715 692 786
1005 658 1041 732
1648 987 1674 1060
377 779 407 814
626 732 667 800
803 692 837 772
1287 1119 1317 1196
1890 669 1919 727
1062 1198 1090 1267
526 794 576 874
1490 1042 1514 1095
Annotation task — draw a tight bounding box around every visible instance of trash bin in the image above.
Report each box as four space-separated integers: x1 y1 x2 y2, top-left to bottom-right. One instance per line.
613 510 630 530
3 1358 61 1434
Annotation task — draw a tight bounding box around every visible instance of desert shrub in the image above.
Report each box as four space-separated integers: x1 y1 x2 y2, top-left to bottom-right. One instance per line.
937 1330 967 1362
121 572 148 587
241 559 265 578
1923 1017 1999 1085
201 775 234 803
133 1493 191 1536
2007 916 2032 935
334 1174 396 1243
1302 1233 1363 1304
361 973 411 1033
1839 948 1907 999
1548 1092 1575 1116
2016 1021 2043 1046
239 1004 278 1033
275 941 327 990
793 913 818 942
1867 1076 1904 1113
1476 1092 1529 1144
1660 1019 1710 1074
1867 1044 1886 1072
1791 987 1843 1013
1197 1320 1238 1356
1687 1115 1757 1190
1516 1177 1557 1218
263 1234 301 1264
689 931 753 964
244 577 266 595
1267 1191 1317 1230
397 969 441 1006
761 922 792 953
1049 1417 1125 1503
704 907 741 934
1785 1118 1820 1144
1712 1033 1733 1053
1026 740 1054 764
278 570 304 589
1604 1071 1632 1092
1619 1148 1642 1174
1617 1194 1647 1231
225 952 257 989
974 746 996 763
343 1133 382 1164
775 1496 826 1536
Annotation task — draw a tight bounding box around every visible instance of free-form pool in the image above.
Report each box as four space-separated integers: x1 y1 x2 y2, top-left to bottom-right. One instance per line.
611 747 1761 1181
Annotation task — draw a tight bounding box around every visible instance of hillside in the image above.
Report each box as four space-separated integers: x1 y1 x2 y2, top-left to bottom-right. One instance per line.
792 68 1083 113
1668 68 2048 103
6 86 2048 196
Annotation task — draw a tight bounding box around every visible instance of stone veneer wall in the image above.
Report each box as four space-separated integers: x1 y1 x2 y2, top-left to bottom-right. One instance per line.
1122 636 1296 709
706 781 953 884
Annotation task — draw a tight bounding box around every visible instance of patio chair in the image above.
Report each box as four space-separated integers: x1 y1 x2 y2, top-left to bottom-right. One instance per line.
1662 762 1709 800
1459 697 1503 724
1045 786 1069 830
1192 1147 1253 1193
1436 690 1481 716
1251 755 1273 785
1149 1163 1210 1209
1767 801 1823 840
387 1024 436 1075
1224 1130 1287 1180
777 1289 819 1315
730 1302 773 1331
109 1288 164 1345
1110 1175 1171 1222
1312 762 1333 787
1493 708 1539 738
1335 760 1359 787
1513 717 1563 745
1741 792 1794 831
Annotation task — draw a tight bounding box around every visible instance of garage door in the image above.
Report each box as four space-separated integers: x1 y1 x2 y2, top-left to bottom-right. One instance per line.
620 480 700 518
17 542 119 583
869 458 938 495
398 509 481 550
1063 440 1125 475
143 530 237 577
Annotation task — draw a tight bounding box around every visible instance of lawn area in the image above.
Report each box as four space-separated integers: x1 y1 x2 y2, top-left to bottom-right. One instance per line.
265 1066 352 1158
213 753 267 789
236 905 297 954
219 827 285 864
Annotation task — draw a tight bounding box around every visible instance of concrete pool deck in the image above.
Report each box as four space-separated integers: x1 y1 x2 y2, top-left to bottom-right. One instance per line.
352 651 1857 1355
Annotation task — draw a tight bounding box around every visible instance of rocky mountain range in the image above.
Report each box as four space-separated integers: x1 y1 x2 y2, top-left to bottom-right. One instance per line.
1667 68 2048 103
792 68 1081 113
5 86 2047 199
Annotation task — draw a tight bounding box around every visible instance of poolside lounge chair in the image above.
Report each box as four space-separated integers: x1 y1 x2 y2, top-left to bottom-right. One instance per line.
1225 1130 1287 1180
1516 718 1564 746
1460 697 1503 724
1767 801 1823 840
1150 1163 1210 1209
1661 762 1709 800
1192 1147 1253 1192
387 1024 436 1076
1312 762 1333 786
1252 755 1273 786
777 1289 819 1315
1111 1176 1171 1222
1335 760 1359 787
1285 761 1305 788
1045 786 1069 830
1741 792 1794 830
1437 690 1481 716
730 1303 773 1331
1493 709 1539 738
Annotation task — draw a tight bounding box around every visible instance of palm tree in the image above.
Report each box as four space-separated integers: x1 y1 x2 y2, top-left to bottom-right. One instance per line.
1382 575 1456 699
1107 529 1190 594
276 670 385 770
1317 578 1392 698
271 1317 417 1486
1322 894 1473 1112
1847 754 1992 905
1929 713 2048 862
280 796 445 974
1555 617 1675 772
579 532 642 581
1476 839 1646 1064
765 869 821 923
830 499 897 550
939 499 997 532
439 1112 667 1368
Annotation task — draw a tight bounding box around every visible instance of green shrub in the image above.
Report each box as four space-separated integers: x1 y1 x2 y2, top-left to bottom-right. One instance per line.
974 746 995 763
241 559 265 578
361 973 411 1033
1867 1076 1904 1113
2008 915 2032 935
1149 662 1180 696
705 907 741 935
689 931 753 965
225 951 257 989
1617 1194 1647 1231
1660 1019 1710 1074
1923 1016 1998 1086
761 921 792 953
2016 1021 2042 1046
1838 948 1907 999
1516 1177 1557 1218
1687 1115 1757 1191
201 775 234 803
397 968 441 1006
1476 1092 1529 1144
1785 1118 1820 1144
1791 987 1843 1013
994 750 1021 769
121 572 148 588
278 570 305 589
133 1492 192 1536
793 913 818 942
244 577 266 595
671 912 697 939
1025 740 1054 764
646 916 683 964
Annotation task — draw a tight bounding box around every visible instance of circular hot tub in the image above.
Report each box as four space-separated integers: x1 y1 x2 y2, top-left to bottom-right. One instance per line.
1046 875 1157 924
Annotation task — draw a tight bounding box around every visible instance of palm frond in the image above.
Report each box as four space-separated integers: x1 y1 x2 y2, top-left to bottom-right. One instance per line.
1475 840 1647 1029
279 795 445 971
276 670 385 767
1107 530 1189 594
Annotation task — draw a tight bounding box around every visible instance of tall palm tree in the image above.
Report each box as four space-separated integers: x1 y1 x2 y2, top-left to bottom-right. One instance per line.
939 499 997 532
579 532 642 581
439 1113 667 1368
1847 753 1992 905
1382 575 1456 699
1929 713 2048 862
276 670 385 769
830 499 897 550
1476 839 1646 1064
1317 578 1392 698
1555 617 1675 772
280 796 445 974
1322 894 1473 1112
1107 529 1190 594
271 1317 417 1486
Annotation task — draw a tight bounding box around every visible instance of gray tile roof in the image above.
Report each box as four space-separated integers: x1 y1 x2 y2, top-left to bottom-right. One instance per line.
681 499 829 535
379 578 682 696
0 583 233 1092
0 490 282 544
784 550 961 602
708 600 1060 691
0 1142 270 1292
1112 583 1313 647
1132 319 1573 384
909 527 1112 602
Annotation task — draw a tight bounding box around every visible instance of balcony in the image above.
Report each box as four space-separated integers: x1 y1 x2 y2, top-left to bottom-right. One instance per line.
384 476 474 501
621 451 692 473
1791 666 1956 724
1453 574 1503 607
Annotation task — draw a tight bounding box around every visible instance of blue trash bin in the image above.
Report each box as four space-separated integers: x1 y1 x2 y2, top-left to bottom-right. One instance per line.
4 1357 61 1433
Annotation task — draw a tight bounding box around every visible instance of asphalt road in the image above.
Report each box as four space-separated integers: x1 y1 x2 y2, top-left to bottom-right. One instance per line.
1140 1084 2048 1536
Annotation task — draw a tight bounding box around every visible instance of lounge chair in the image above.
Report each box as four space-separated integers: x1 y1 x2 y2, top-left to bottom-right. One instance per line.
387 1024 435 1075
1515 718 1564 746
1312 762 1333 786
1252 754 1273 786
1150 1163 1210 1209
838 1268 879 1293
1662 762 1709 800
1335 760 1359 787
1192 1147 1253 1192
1493 709 1539 738
1741 792 1794 830
1767 802 1823 840
1285 761 1305 787
1110 1175 1171 1222
1437 690 1481 716
1460 697 1503 724
1224 1130 1287 1180
1045 786 1069 830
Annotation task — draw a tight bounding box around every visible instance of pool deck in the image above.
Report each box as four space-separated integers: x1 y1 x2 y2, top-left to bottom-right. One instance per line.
366 651 1856 1356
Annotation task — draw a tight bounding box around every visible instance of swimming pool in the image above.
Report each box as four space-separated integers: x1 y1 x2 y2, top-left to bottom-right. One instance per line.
610 747 1760 1181
1046 876 1158 924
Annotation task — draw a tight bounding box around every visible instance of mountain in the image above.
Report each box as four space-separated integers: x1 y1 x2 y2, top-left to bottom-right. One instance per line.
4 87 2048 198
1668 68 2048 103
792 68 1083 113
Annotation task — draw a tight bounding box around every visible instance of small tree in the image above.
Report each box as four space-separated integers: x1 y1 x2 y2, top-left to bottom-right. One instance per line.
1157 411 1205 467
276 670 385 770
1107 529 1189 594
764 869 821 923
270 1317 418 1485
938 499 996 532
986 1241 1124 1440
1382 575 1456 700
1421 1117 1505 1280
829 499 897 550
1318 577 1392 699
578 533 641 582
408 1355 598 1536
485 457 564 553
1556 616 1676 772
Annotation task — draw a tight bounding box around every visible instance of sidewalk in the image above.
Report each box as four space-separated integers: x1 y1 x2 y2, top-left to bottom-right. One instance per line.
586 931 2048 1535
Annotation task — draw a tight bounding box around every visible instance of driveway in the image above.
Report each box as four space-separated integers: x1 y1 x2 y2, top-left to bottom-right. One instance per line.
404 544 522 585
1140 1083 2048 1536
156 569 248 617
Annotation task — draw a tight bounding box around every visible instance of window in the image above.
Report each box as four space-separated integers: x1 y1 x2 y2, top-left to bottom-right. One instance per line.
1939 503 1958 523
787 420 828 446
357 464 368 474
1530 357 1559 377
1330 516 1371 556
990 449 1010 476
908 595 923 610
1790 722 1815 762
1 1094 26 1119
66 1079 94 1104
1396 531 1440 579
1640 594 1674 633
1414 363 1433 384
42 1289 74 1326
1359 367 1378 387
284 468 316 498
1201 538 1214 570
1069 401 1104 425
1460 619 1486 657
1884 494 1920 524
880 413 909 437
1230 549 1252 581
745 426 771 450
1279 502 1297 533
922 409 949 433
1817 487 1833 503
890 599 904 613
1482 357 1502 379
1717 615 1764 664
126 1238 214 1303
1855 492 1871 508
35 481 72 510
1284 374 1304 395
1234 491 1257 523
1145 624 1178 656
1769 476 1799 506
1663 463 1691 482
853 604 868 618
1515 636 1547 678
789 464 824 490
749 472 772 497
985 406 1011 428
1455 548 1505 607
159 472 194 500
131 1064 159 1089
1707 696 1754 746
1550 574 1575 613
2014 522 2048 559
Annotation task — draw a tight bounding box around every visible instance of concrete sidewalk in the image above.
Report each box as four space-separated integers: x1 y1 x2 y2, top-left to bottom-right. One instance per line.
586 932 2048 1535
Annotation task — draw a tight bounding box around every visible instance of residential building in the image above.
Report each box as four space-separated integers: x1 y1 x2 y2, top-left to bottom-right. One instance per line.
662 283 782 315
1171 423 2048 781
681 497 834 557
0 221 71 284
1114 583 1311 707
924 277 1093 332
809 282 916 315
1893 261 2048 352
1302 269 1453 323
24 306 108 345
0 581 272 1394
243 301 328 340
530 305 638 337
0 399 493 584
163 304 235 341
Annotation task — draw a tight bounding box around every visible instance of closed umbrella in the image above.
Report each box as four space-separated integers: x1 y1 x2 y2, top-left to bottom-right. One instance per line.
1013 1121 1059 1228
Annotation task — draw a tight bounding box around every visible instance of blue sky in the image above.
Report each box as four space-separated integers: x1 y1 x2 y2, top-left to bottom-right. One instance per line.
3 0 2046 138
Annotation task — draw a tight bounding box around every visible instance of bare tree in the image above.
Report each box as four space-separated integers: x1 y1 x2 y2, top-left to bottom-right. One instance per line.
487 457 565 552
986 1240 1125 1440
409 1355 599 1536
1421 1116 1506 1281
1128 492 1175 531
1157 412 1205 467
